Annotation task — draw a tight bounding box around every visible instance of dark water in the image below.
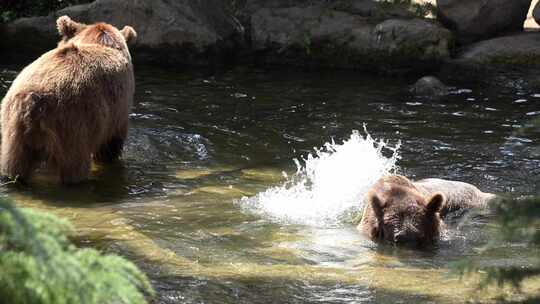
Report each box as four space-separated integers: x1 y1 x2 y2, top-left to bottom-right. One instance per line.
0 64 539 303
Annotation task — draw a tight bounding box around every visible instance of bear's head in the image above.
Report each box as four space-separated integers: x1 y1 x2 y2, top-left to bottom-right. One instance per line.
56 15 137 59
365 182 445 246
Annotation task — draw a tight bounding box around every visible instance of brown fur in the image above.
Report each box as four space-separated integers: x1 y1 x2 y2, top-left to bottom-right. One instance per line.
358 175 495 246
0 16 137 184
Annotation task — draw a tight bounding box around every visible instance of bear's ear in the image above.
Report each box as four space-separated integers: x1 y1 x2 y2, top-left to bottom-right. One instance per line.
369 192 385 219
120 26 137 44
426 193 444 214
57 15 84 39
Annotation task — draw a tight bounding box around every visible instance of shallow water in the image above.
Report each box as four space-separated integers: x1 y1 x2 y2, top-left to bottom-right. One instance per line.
1 64 539 303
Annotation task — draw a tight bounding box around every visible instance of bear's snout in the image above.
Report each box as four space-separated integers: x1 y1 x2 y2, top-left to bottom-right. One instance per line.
393 230 420 244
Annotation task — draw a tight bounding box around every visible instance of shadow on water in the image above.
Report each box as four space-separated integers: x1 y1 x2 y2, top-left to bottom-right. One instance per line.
150 275 441 304
1 64 540 303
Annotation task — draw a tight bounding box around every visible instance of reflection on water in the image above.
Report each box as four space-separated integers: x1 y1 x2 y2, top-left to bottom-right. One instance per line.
1 64 539 303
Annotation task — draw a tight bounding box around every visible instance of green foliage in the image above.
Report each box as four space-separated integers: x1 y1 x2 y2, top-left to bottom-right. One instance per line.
458 196 540 293
0 0 92 23
0 199 154 304
458 115 540 302
302 33 312 56
492 196 540 244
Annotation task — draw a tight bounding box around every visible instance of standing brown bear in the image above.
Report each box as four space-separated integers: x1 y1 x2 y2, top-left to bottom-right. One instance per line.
358 175 495 246
1 16 136 184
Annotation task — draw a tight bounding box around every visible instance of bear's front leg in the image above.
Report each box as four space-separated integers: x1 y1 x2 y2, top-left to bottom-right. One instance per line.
56 154 91 185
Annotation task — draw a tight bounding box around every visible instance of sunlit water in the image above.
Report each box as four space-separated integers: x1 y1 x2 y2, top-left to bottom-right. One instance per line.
0 63 539 303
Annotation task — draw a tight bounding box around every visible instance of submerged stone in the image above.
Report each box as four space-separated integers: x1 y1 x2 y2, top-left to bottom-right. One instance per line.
410 76 449 97
241 168 285 182
175 166 237 180
175 169 217 180
188 185 253 197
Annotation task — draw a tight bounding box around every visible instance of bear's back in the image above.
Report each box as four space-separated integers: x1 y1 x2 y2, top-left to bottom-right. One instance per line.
4 43 131 104
413 178 494 216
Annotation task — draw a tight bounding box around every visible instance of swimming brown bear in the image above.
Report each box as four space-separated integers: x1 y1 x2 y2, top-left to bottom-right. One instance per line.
0 16 136 184
357 175 495 246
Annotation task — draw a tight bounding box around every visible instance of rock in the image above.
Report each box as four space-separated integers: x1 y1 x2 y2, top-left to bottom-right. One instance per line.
534 0 540 25
241 0 422 20
525 0 540 28
0 0 244 66
330 0 418 19
0 0 452 72
241 168 284 182
410 76 449 97
0 16 58 59
250 5 452 72
437 0 532 44
455 33 540 65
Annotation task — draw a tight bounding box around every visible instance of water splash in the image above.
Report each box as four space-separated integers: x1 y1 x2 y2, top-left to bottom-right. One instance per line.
240 128 400 227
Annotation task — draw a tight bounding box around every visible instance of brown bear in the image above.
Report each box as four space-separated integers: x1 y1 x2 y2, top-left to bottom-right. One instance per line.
357 175 495 246
0 16 136 184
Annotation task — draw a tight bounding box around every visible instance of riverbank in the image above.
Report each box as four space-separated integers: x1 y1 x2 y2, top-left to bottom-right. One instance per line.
1 0 540 75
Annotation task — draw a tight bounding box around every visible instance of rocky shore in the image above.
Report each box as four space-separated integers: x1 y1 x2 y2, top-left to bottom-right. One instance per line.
1 0 540 73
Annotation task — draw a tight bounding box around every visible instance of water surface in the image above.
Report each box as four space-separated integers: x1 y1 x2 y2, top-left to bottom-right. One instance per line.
1 64 539 303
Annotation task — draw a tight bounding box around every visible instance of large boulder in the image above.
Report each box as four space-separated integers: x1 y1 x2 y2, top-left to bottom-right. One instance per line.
250 5 452 72
437 0 532 45
0 0 244 66
0 16 58 58
533 0 540 25
0 0 452 72
455 32 540 65
241 0 420 20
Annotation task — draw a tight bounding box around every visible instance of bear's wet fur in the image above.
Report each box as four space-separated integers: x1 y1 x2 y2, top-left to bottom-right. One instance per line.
0 16 136 184
358 175 495 246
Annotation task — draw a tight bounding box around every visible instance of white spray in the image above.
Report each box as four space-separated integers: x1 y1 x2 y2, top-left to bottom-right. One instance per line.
240 128 400 227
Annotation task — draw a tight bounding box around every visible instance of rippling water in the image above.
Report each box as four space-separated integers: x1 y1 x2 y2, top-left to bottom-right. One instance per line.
0 64 539 303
